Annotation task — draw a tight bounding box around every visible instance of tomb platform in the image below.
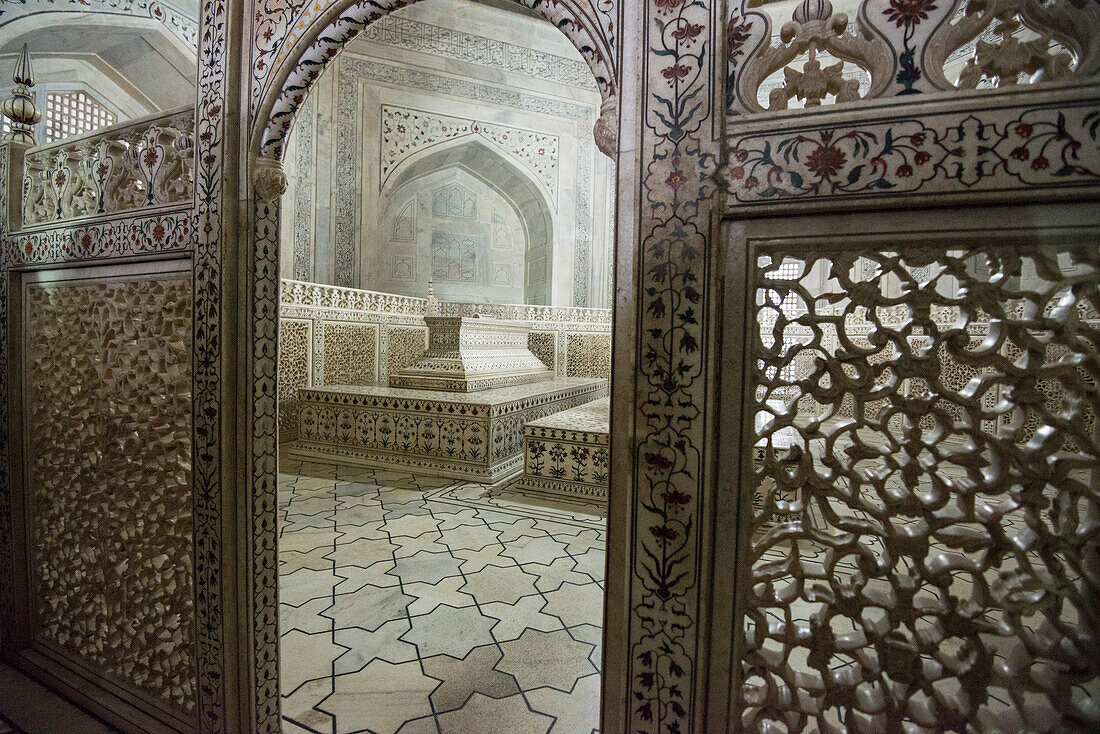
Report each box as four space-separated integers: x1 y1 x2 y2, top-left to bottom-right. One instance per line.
390 315 551 392
512 397 609 506
289 378 608 483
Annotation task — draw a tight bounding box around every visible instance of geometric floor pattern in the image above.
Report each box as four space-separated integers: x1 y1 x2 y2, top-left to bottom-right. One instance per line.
278 457 606 734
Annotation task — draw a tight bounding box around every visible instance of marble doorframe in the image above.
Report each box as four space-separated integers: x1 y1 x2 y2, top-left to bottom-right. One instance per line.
197 0 733 730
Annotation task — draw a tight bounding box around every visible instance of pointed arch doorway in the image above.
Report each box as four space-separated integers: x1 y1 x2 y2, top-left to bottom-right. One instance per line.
245 1 627 730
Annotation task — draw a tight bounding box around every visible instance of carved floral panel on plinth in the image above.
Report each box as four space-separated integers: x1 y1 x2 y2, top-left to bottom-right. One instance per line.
24 266 196 723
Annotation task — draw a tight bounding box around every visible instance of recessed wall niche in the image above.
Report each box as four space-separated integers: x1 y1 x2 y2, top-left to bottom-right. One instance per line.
377 166 538 304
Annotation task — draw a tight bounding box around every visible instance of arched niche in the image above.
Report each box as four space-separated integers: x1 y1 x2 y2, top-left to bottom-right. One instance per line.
376 137 555 305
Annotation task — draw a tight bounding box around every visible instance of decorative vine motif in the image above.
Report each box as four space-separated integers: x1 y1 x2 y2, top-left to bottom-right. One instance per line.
380 106 560 196
0 145 14 657
193 0 229 729
253 0 617 160
742 244 1100 732
250 195 282 732
630 1 721 732
6 211 194 264
723 102 1100 204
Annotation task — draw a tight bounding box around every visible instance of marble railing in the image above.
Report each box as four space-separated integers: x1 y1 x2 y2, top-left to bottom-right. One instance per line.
20 106 194 228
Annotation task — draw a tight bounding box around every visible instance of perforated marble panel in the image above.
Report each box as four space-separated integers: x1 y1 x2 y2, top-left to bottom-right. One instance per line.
565 333 611 379
24 269 196 717
528 331 556 372
741 246 1100 731
279 319 312 436
387 326 429 378
321 322 378 386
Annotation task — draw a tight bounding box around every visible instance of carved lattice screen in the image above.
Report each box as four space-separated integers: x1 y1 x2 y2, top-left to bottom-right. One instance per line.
740 239 1099 731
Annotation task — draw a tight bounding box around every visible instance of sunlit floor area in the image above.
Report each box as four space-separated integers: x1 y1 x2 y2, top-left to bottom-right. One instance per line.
278 458 606 734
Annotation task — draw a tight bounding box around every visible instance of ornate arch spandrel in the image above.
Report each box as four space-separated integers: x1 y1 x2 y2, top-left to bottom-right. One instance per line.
249 0 619 162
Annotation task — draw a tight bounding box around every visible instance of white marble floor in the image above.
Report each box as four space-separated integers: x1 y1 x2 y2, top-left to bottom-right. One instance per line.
278 457 606 734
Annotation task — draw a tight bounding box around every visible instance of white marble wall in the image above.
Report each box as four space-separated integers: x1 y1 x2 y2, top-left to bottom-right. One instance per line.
279 0 614 308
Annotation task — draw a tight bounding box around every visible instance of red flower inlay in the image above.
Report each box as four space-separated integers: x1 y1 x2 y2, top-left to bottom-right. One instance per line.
671 23 703 41
1015 123 1033 138
910 133 926 147
806 145 847 179
897 164 913 177
884 0 938 27
1011 147 1030 161
914 151 931 165
662 64 691 82
1032 157 1049 170
666 169 687 188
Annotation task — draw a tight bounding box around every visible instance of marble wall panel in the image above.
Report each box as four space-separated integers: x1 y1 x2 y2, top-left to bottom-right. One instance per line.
23 265 195 719
565 333 611 379
321 322 378 386
279 319 313 438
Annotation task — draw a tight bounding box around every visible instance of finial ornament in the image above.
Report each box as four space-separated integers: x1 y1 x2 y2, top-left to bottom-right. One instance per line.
2 45 42 145
426 278 440 316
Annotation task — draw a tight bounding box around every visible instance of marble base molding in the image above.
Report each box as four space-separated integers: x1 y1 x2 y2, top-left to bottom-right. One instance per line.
513 397 609 506
290 378 608 483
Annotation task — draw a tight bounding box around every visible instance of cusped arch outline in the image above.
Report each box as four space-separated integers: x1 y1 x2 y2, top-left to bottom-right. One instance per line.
253 0 617 161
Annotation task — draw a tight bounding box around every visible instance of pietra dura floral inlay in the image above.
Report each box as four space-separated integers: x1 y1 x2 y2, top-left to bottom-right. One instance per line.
629 1 722 732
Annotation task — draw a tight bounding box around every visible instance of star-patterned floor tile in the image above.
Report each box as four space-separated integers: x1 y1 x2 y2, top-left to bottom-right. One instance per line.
481 594 563 643
320 659 439 734
405 575 476 616
500 534 569 565
333 618 418 674
388 550 464 585
280 629 345 693
279 458 607 733
541 581 604 628
454 544 516 574
324 584 414 632
436 692 552 734
421 644 520 713
496 628 597 692
402 604 497 659
525 672 601 734
460 564 540 605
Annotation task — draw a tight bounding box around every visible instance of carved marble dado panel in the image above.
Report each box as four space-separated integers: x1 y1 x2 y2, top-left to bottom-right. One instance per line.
293 378 607 482
740 240 1100 731
320 322 379 386
23 265 196 722
516 397 609 504
278 319 312 437
381 106 560 197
